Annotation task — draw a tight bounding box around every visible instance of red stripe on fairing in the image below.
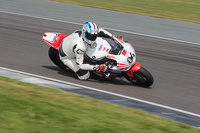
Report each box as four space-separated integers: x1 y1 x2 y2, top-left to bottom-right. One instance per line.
107 55 115 59
99 45 103 51
122 50 127 55
117 63 129 68
117 63 128 66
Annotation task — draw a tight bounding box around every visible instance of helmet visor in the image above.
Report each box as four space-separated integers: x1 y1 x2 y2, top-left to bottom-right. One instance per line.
85 31 97 41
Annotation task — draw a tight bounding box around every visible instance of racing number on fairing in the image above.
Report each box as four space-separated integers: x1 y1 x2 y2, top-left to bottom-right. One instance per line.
127 52 134 63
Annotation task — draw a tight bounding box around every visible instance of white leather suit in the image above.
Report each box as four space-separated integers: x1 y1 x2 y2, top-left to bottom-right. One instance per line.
59 28 113 80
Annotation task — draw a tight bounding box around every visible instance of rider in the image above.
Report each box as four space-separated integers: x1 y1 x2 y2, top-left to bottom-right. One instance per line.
59 22 115 80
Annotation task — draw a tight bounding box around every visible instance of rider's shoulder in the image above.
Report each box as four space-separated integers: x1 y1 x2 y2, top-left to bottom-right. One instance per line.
68 30 81 39
73 30 82 37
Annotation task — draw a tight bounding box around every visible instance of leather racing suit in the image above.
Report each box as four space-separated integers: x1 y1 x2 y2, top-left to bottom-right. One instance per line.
59 28 113 80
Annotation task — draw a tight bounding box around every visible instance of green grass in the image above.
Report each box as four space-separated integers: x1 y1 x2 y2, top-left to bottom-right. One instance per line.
0 76 199 133
50 0 200 23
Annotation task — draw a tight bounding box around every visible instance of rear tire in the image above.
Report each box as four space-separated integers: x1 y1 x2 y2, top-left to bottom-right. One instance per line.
123 67 154 87
48 47 67 70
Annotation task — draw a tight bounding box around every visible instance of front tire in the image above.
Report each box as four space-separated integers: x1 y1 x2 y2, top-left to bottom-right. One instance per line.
124 67 154 87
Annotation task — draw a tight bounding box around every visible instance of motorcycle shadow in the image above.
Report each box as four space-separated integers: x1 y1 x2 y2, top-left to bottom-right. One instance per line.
42 65 75 79
42 65 151 88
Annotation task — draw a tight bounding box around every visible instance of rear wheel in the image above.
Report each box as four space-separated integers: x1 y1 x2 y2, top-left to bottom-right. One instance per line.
123 67 154 87
48 47 67 70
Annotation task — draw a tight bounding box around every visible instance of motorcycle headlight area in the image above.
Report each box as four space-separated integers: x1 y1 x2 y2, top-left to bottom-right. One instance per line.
110 43 124 55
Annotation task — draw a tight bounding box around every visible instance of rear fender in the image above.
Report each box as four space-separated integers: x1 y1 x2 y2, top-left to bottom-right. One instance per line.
125 62 141 77
42 32 68 50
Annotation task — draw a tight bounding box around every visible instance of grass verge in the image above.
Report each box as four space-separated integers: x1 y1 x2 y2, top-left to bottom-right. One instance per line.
0 76 199 133
50 0 200 24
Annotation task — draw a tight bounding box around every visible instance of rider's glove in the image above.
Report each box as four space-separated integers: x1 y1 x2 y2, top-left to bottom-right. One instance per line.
93 64 107 72
93 65 100 70
98 64 107 72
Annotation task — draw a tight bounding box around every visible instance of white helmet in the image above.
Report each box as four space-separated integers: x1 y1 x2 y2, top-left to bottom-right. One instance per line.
82 22 99 46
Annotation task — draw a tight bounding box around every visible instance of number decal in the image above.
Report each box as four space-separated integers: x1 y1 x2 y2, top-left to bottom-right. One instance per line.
127 52 134 63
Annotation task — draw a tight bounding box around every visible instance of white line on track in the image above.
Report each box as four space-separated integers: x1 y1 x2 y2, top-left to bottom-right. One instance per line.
0 10 199 45
1 66 200 118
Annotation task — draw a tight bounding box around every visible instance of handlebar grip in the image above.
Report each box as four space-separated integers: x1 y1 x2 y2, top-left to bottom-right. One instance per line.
104 62 109 66
112 36 123 44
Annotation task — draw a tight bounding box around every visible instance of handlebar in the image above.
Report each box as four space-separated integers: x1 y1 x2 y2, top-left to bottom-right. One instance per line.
112 36 124 45
112 36 120 43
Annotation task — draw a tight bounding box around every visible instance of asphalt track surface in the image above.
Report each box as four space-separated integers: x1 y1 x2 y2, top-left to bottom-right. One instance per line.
0 12 200 116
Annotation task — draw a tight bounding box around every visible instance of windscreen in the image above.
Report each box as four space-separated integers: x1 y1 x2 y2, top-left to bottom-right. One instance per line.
109 42 124 55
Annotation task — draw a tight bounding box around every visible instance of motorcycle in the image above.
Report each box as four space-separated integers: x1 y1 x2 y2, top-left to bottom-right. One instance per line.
42 32 154 87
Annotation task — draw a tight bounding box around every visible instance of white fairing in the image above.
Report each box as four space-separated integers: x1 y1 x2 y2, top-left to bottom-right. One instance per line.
86 37 136 71
86 38 112 60
43 32 58 43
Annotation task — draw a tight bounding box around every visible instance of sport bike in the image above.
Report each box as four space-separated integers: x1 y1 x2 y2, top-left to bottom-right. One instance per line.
42 32 154 87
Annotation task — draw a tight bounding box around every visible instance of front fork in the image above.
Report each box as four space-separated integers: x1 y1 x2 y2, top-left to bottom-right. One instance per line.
125 62 141 77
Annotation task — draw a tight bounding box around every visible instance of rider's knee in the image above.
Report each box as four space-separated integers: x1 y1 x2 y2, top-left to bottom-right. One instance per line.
76 70 90 80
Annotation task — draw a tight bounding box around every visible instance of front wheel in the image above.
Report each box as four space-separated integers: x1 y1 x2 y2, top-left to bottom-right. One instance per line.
123 67 154 87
